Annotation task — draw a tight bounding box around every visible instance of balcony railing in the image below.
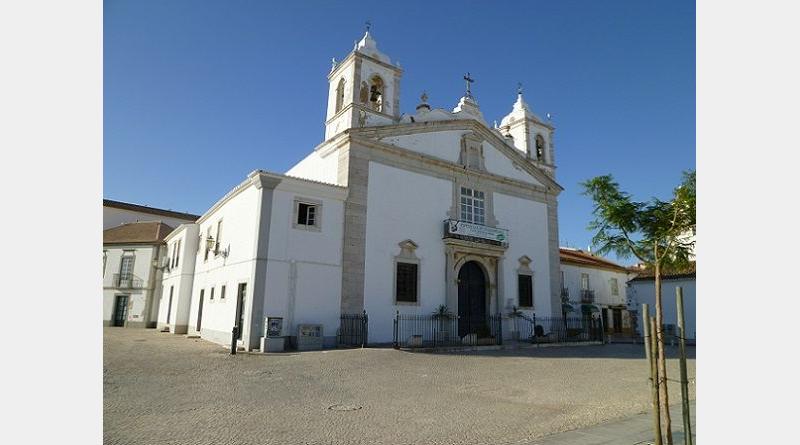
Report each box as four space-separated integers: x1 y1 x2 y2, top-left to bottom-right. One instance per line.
580 289 595 304
112 273 144 289
443 219 509 247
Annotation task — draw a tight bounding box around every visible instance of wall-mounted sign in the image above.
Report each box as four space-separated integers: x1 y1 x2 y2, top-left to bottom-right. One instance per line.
443 219 509 245
265 317 283 337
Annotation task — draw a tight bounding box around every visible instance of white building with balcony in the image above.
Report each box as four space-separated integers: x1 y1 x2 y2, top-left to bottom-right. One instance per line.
103 221 174 328
154 30 563 350
559 248 635 337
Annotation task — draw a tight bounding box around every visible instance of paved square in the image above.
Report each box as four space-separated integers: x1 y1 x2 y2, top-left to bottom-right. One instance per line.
103 328 695 445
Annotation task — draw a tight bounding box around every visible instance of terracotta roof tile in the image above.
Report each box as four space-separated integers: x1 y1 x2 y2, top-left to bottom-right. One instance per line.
103 221 174 245
559 248 630 273
103 199 200 221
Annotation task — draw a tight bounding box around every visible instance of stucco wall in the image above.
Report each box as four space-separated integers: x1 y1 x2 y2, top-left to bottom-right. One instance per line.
186 185 261 345
493 192 551 317
103 245 159 327
561 262 629 308
261 186 345 346
285 149 340 186
363 162 452 343
628 277 696 341
482 141 543 186
156 224 199 333
380 130 464 163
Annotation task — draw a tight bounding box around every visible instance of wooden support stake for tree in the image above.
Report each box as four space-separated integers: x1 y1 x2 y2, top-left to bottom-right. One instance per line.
676 287 693 445
643 306 662 445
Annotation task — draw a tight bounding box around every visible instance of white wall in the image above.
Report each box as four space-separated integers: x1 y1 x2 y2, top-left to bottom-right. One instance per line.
187 185 262 346
493 193 552 317
560 263 629 308
482 141 543 186
156 224 199 333
363 162 452 343
285 149 340 186
103 206 195 230
628 277 696 341
103 244 160 326
262 184 345 346
380 130 464 164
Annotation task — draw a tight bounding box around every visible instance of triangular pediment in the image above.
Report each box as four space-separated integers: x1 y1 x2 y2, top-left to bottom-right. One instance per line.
360 120 562 192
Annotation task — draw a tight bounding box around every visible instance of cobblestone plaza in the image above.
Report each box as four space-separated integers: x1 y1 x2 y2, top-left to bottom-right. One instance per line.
103 328 695 445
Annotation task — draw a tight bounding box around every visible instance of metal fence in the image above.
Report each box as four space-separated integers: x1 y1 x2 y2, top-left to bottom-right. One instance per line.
392 311 604 349
337 311 368 347
529 315 604 343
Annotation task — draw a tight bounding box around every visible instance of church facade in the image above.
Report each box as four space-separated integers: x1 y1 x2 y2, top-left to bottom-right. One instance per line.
155 31 563 350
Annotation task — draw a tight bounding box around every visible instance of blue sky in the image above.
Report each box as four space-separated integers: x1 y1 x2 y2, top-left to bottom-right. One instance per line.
104 0 695 265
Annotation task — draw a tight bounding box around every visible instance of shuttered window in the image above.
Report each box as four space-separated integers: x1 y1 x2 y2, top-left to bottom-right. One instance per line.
396 262 418 303
518 274 533 308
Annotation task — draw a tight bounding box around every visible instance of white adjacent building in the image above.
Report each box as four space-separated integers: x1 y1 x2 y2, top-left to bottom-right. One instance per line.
156 30 564 350
559 248 635 337
627 262 696 343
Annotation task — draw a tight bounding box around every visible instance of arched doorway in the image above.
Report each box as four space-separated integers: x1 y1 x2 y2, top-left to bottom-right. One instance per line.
458 261 487 337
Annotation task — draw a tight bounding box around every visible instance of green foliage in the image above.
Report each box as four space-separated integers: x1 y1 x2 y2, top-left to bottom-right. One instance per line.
581 170 695 270
432 304 454 319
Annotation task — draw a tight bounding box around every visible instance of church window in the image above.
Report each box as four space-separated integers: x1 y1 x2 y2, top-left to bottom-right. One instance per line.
518 274 533 308
335 78 345 113
535 134 545 161
369 75 384 112
359 82 369 104
395 262 418 303
293 198 322 231
460 187 485 225
214 219 223 256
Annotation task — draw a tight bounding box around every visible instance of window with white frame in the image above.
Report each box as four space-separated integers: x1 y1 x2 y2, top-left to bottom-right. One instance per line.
610 278 619 296
214 220 223 256
210 286 215 301
220 284 226 300
581 273 590 290
460 187 485 225
175 239 181 267
293 198 322 231
204 227 211 261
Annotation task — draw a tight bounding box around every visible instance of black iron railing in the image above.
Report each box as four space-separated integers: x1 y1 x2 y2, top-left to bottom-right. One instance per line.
337 311 368 347
531 315 604 343
112 273 144 289
393 312 504 348
561 287 570 298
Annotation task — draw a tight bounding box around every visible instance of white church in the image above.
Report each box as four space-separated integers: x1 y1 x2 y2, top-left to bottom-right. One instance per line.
153 30 564 350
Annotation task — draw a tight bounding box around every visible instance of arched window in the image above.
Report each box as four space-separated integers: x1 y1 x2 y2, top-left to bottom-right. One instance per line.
335 78 346 113
359 82 369 104
535 134 545 161
369 75 384 112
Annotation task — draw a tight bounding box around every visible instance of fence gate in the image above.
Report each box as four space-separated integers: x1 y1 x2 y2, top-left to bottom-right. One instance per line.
337 311 368 347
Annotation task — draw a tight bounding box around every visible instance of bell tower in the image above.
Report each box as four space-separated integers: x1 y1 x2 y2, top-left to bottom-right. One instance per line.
324 30 403 140
498 85 556 177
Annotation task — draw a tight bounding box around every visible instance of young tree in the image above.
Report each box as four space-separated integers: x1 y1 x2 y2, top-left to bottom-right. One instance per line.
582 171 695 444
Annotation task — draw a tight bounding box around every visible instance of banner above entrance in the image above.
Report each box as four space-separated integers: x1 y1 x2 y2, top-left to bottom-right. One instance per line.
443 219 509 247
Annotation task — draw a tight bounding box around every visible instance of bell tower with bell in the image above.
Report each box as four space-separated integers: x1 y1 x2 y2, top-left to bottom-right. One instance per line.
324 24 403 140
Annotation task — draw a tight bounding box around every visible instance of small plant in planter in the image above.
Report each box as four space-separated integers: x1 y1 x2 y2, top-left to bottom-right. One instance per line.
432 305 454 343
509 306 523 340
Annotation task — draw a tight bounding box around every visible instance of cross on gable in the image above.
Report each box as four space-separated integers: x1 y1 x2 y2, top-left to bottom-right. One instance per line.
464 72 475 96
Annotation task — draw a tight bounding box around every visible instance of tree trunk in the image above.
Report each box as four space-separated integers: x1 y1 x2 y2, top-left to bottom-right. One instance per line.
654 259 673 444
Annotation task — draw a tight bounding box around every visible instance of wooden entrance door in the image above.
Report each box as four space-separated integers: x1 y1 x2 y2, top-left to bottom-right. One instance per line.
196 290 204 331
235 283 247 340
458 261 487 338
113 295 128 327
613 309 623 333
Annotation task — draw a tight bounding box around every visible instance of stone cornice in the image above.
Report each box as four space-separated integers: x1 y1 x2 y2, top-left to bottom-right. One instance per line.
348 120 563 192
327 50 403 81
347 134 558 202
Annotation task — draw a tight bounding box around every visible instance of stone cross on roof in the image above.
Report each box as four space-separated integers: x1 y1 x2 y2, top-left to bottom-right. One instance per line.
464 72 475 97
